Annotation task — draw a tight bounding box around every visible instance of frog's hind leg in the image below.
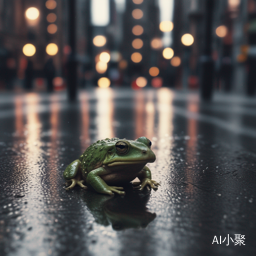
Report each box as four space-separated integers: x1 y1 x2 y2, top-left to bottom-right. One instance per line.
63 159 87 190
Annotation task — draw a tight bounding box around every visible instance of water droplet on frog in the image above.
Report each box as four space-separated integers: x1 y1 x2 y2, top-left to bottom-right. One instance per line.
249 198 253 203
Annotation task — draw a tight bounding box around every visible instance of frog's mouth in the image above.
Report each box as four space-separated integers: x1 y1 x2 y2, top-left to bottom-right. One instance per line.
107 161 147 167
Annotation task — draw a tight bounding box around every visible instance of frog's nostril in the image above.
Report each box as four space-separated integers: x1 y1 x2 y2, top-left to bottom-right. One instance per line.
142 150 147 154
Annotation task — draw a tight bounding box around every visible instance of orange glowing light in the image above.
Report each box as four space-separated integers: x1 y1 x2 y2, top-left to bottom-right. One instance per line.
132 39 143 49
45 0 57 10
99 52 111 63
171 56 181 67
23 44 36 57
162 48 174 59
133 0 143 4
119 60 128 69
53 77 64 87
132 9 143 19
47 13 57 23
136 77 147 87
159 21 173 32
151 38 163 49
47 24 57 34
216 25 228 38
46 43 58 56
25 7 40 20
149 67 159 77
131 52 142 63
98 77 111 88
181 34 194 46
132 25 143 36
93 35 107 47
96 61 108 73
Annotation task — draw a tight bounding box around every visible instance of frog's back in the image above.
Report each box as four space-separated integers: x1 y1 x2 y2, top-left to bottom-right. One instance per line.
80 138 119 174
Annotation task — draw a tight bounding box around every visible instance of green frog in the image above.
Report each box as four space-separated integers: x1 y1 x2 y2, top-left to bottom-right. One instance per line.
63 137 160 195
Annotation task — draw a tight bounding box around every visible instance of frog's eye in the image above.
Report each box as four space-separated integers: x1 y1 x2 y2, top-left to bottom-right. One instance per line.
115 141 129 154
148 140 152 147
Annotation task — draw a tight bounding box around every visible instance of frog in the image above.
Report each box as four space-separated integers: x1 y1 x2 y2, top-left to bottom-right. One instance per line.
63 137 160 195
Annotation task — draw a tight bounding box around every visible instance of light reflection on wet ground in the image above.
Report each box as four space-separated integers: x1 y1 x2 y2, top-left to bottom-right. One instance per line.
0 88 256 256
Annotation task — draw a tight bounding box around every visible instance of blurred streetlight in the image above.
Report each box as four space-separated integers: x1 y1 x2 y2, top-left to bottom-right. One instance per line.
96 61 108 73
171 56 181 67
47 13 57 23
25 7 40 20
151 38 163 49
216 25 228 38
159 21 173 32
136 77 147 87
132 25 143 35
162 47 174 59
132 9 143 19
181 34 194 46
93 35 107 47
46 43 58 56
98 77 111 88
131 52 142 63
45 0 57 10
133 0 143 4
47 24 58 34
132 39 143 49
119 60 128 69
23 44 36 57
149 67 159 77
99 52 111 63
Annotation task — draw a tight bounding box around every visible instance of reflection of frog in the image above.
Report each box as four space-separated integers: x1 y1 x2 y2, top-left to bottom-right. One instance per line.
81 184 156 230
64 137 160 195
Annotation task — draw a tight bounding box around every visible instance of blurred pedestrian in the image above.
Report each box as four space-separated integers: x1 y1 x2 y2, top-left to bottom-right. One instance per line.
24 59 33 91
44 58 56 92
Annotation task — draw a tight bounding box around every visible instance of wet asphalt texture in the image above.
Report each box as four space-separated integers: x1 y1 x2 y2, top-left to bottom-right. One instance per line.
0 88 256 256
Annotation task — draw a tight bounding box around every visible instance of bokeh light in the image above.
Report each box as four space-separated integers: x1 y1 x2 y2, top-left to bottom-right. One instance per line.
93 35 107 47
25 7 40 20
47 24 57 34
132 25 143 35
131 52 142 63
132 38 143 49
149 67 159 77
171 56 181 67
136 77 147 87
159 21 173 32
181 33 194 46
98 77 111 88
151 77 163 88
99 52 111 63
46 43 58 56
45 0 57 10
237 54 247 63
216 25 228 38
151 38 163 49
23 44 36 57
96 61 108 74
53 77 64 87
119 60 128 69
132 9 143 19
47 13 57 23
133 0 143 4
162 48 174 59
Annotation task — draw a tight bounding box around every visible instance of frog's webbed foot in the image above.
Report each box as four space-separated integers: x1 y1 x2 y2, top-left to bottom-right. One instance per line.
107 186 125 196
65 179 87 190
133 178 160 191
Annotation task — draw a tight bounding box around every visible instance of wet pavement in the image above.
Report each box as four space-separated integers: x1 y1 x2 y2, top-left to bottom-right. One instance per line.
0 88 256 256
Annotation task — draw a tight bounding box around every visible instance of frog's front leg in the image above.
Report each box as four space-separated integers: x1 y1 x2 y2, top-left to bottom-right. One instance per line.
133 166 160 190
63 160 87 190
87 167 125 196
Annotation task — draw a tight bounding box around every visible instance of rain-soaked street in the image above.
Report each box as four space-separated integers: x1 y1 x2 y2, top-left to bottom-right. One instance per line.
0 88 256 256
